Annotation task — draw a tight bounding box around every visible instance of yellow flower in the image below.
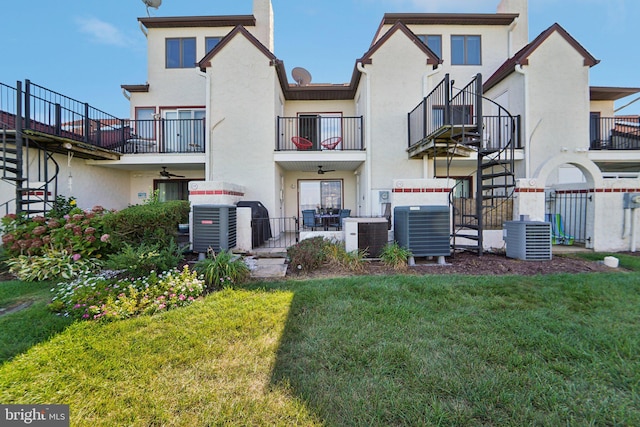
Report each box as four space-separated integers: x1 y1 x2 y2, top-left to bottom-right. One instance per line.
70 199 76 206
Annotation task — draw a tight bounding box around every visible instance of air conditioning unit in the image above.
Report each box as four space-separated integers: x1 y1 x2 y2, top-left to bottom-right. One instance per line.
344 217 389 258
192 205 237 253
504 220 551 261
394 206 451 257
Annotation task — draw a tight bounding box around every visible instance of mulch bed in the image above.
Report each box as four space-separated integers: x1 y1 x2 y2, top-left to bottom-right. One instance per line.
287 250 623 279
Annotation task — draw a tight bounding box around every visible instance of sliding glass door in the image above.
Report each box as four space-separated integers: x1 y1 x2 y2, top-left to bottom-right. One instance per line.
298 179 342 217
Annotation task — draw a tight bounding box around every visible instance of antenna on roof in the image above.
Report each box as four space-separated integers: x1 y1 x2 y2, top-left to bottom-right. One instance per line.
141 0 162 17
292 67 312 86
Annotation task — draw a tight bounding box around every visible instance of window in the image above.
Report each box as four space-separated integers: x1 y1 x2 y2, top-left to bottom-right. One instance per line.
451 35 481 65
417 35 442 59
154 180 190 201
166 38 196 68
298 180 343 217
205 37 222 53
134 108 155 140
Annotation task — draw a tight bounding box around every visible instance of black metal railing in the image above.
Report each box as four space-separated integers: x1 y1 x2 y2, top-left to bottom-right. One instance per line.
119 118 205 154
408 75 450 147
590 116 640 150
276 116 364 151
546 189 588 245
251 217 299 249
0 80 205 154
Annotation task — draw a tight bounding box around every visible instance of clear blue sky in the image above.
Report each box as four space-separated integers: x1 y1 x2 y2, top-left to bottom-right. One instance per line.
1 0 638 117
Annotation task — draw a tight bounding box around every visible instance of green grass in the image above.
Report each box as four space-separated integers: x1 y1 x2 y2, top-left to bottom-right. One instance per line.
567 251 640 271
0 280 74 362
1 270 639 425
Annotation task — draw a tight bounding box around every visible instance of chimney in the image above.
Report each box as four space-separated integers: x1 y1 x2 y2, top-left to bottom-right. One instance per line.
253 0 274 52
497 0 528 55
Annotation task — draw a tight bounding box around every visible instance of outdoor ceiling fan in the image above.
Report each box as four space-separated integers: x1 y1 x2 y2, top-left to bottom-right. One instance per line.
317 165 335 175
159 167 185 178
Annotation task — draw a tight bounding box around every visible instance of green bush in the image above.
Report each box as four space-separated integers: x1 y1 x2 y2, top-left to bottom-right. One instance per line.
7 248 103 281
0 245 9 273
380 241 412 270
50 266 205 321
194 249 250 289
48 195 78 219
104 241 182 277
103 200 190 247
287 236 331 273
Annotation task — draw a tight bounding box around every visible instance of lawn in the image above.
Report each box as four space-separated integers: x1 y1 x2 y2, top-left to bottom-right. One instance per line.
1 270 639 426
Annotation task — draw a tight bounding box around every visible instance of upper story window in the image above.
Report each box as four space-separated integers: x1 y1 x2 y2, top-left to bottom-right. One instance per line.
417 35 442 59
451 35 481 65
166 38 196 68
205 37 222 54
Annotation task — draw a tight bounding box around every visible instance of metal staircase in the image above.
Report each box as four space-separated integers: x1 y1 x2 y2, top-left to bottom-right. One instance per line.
407 73 518 256
1 82 59 216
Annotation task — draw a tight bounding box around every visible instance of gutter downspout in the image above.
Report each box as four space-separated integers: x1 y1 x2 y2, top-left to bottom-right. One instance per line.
357 61 372 216
515 64 530 178
196 68 213 180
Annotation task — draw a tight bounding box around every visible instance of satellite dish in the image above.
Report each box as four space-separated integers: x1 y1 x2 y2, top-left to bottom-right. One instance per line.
292 67 312 86
142 0 162 16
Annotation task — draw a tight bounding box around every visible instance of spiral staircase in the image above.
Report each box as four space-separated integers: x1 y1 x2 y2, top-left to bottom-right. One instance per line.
408 73 518 256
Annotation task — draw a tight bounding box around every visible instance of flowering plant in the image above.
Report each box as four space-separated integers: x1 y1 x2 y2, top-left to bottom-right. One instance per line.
49 266 205 321
1 206 113 258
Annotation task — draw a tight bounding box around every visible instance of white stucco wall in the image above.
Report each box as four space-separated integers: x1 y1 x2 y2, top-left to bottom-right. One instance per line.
525 31 591 179
207 32 279 217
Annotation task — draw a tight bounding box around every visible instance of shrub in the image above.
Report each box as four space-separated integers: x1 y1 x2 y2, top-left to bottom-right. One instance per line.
48 195 78 219
102 200 190 247
1 207 113 258
50 266 205 321
194 249 250 289
0 245 9 273
105 241 182 277
287 236 331 273
380 241 413 271
7 249 103 281
324 241 367 273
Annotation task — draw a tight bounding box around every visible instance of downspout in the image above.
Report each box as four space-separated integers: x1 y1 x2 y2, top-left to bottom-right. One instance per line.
515 64 530 178
357 61 372 216
196 68 213 180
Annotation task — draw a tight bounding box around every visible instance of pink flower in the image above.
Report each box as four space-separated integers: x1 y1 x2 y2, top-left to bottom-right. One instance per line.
179 294 186 301
100 234 110 242
63 214 70 220
72 253 82 261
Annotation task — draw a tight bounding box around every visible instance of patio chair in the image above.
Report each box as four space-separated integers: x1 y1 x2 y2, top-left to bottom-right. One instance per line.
321 136 342 150
291 136 313 150
302 209 321 230
330 208 351 230
546 213 574 245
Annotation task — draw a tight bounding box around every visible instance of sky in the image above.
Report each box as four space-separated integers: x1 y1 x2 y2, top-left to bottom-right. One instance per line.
1 0 639 118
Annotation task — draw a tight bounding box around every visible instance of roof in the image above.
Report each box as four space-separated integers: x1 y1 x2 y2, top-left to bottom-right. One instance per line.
139 15 255 28
484 23 600 92
199 21 439 102
121 84 149 93
590 86 640 101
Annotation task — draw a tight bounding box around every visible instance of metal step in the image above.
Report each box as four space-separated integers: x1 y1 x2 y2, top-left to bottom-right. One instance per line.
482 171 513 180
457 223 480 230
1 166 19 175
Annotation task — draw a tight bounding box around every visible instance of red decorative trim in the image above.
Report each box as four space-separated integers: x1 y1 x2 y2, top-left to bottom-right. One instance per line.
392 188 451 193
514 188 545 193
593 188 640 193
189 190 245 196
25 191 52 196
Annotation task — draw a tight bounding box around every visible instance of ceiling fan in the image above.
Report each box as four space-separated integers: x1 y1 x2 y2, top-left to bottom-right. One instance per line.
160 167 185 178
317 165 335 175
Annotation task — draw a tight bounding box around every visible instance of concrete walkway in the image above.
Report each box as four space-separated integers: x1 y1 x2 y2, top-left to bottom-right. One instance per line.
247 257 288 279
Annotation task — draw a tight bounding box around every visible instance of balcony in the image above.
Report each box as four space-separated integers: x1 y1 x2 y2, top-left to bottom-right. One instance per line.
276 116 364 151
590 116 640 150
0 80 204 156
